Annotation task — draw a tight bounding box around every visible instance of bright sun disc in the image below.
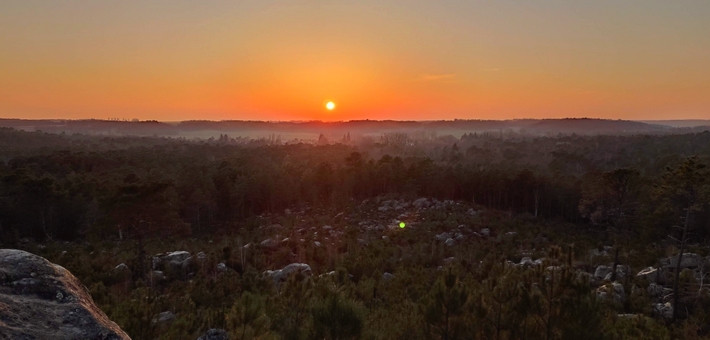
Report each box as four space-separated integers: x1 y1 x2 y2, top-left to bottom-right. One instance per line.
325 101 336 111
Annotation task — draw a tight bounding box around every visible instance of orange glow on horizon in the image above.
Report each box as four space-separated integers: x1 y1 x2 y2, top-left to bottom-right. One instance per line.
1 2 708 121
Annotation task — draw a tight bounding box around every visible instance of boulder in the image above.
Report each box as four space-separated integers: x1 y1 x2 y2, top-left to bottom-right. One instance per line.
653 302 673 320
413 198 430 209
636 266 658 282
264 263 312 284
112 263 131 281
647 282 669 298
660 253 703 269
259 238 279 250
596 282 625 303
197 328 229 340
152 311 175 324
0 249 130 339
444 238 456 247
150 270 166 282
435 232 452 242
153 251 194 279
383 272 395 281
594 265 612 281
196 252 207 262
519 257 535 267
605 266 628 281
480 228 490 237
163 251 191 264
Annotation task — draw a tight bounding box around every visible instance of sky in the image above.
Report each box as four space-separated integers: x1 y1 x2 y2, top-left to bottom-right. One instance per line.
1 1 709 122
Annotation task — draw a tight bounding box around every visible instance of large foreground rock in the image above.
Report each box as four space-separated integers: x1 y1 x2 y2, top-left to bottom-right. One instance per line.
0 249 130 339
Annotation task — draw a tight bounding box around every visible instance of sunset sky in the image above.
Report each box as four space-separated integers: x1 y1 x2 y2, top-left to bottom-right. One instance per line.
1 1 709 121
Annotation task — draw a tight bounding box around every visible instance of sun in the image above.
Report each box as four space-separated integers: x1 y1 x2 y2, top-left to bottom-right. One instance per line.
325 101 336 111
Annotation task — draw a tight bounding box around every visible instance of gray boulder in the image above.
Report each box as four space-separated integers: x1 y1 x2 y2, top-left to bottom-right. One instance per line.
162 250 191 264
150 270 166 282
435 232 452 242
660 253 703 269
152 311 175 324
264 263 312 284
153 251 194 279
647 282 670 298
636 266 658 282
413 198 430 209
594 265 612 281
197 328 229 340
260 238 279 250
654 302 673 320
0 249 130 339
596 282 625 303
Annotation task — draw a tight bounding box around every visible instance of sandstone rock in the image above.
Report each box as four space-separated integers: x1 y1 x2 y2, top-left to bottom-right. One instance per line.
660 253 703 269
435 232 452 242
152 251 194 279
152 311 175 324
604 266 628 281
197 328 229 340
636 266 658 282
596 282 625 303
647 282 668 298
594 265 611 281
150 270 166 282
264 263 312 284
653 302 673 320
112 263 131 281
163 251 191 264
196 251 207 261
0 249 130 339
413 198 430 209
259 238 279 250
519 257 535 267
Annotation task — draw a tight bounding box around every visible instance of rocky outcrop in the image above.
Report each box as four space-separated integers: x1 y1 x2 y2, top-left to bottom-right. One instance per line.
0 249 130 339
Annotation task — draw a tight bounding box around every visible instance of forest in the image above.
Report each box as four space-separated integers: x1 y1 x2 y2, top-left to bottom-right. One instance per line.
1 123 710 339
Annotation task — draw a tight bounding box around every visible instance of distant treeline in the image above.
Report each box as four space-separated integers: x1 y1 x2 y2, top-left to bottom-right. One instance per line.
4 117 710 140
1 127 709 244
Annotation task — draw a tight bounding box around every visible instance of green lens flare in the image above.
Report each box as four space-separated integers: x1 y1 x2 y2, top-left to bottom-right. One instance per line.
399 222 406 229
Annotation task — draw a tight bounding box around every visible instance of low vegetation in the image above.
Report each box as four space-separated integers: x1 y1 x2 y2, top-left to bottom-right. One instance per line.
2 125 710 339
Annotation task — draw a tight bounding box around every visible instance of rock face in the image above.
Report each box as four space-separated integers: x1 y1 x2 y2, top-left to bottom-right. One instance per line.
0 249 131 339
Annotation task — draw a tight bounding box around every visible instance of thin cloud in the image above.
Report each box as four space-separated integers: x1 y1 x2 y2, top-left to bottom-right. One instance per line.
418 73 456 81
